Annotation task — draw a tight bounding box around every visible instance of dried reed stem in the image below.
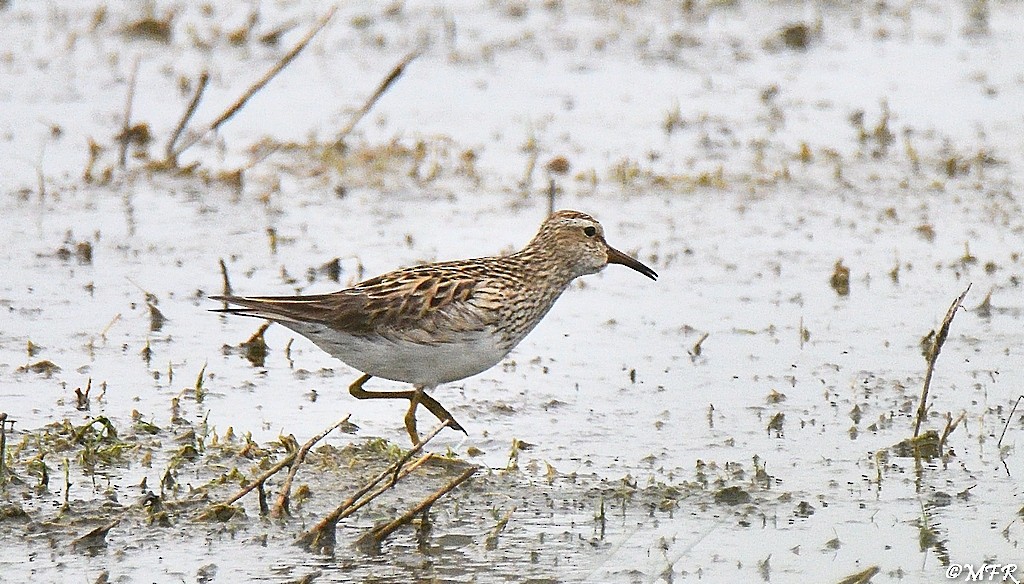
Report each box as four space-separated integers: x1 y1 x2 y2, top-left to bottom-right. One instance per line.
173 7 337 158
913 285 970 437
165 71 209 164
117 56 141 167
332 453 433 522
294 420 450 552
218 258 232 297
354 465 477 552
333 49 420 149
208 416 349 512
997 395 1022 449
390 419 450 486
271 414 352 518
0 413 9 478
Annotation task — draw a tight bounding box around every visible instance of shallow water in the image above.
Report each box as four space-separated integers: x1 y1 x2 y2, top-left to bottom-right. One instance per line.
2 1 1023 582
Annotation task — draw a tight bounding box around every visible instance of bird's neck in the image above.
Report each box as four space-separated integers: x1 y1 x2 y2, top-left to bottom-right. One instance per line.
509 241 579 295
494 244 580 349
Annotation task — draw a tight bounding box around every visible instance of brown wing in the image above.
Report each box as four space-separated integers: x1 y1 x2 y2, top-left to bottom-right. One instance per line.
211 262 504 343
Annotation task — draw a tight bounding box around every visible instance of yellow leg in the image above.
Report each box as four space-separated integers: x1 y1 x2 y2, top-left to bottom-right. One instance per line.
347 373 374 398
404 387 423 444
346 374 466 442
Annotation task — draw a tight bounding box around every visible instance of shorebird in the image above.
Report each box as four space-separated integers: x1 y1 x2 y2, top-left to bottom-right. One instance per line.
212 210 657 443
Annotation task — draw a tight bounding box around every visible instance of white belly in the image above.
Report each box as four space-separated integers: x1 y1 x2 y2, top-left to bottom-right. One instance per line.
284 322 509 387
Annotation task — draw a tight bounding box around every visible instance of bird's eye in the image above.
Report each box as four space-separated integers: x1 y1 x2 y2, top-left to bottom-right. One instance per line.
583 226 596 237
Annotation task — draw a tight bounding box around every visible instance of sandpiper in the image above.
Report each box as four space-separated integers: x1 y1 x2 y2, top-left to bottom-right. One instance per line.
212 210 657 443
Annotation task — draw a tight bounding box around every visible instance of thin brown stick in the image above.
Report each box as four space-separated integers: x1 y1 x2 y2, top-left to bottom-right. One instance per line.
938 412 966 450
218 258 233 297
0 412 9 478
165 70 209 164
997 395 1023 449
391 419 451 486
272 414 351 518
257 481 269 516
99 313 122 341
35 164 46 200
118 56 141 167
547 178 556 216
333 49 420 149
292 453 433 553
354 466 477 552
173 7 337 158
334 453 433 521
215 452 289 508
294 420 448 551
913 285 971 437
518 136 538 195
207 416 349 512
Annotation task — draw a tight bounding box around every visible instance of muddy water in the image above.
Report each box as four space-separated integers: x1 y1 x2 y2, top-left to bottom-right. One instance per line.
2 1 1023 582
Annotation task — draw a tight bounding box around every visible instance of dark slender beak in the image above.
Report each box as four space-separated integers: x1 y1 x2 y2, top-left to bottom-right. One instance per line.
606 246 658 281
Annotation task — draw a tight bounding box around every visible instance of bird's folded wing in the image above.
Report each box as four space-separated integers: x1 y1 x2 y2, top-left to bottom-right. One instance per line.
212 270 501 344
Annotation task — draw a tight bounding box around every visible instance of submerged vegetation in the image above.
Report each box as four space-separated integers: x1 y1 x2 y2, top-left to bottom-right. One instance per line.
0 408 826 581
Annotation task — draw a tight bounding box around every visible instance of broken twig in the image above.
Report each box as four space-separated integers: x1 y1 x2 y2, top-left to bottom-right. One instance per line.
165 70 209 165
173 7 336 158
271 414 351 518
332 49 420 149
0 412 9 478
354 466 477 553
391 419 451 486
315 452 433 532
997 395 1023 449
203 416 349 515
938 412 965 450
218 258 233 298
117 56 141 167
294 420 450 552
913 285 970 437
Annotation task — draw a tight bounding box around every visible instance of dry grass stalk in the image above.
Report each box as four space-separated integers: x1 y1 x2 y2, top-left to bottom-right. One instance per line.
294 420 451 552
938 412 966 451
201 415 349 516
333 50 420 149
388 419 451 486
165 71 209 164
913 285 971 438
218 257 232 297
271 414 353 518
354 465 477 553
997 395 1023 449
518 136 538 195
331 452 433 523
0 412 9 478
172 7 337 158
117 57 141 167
